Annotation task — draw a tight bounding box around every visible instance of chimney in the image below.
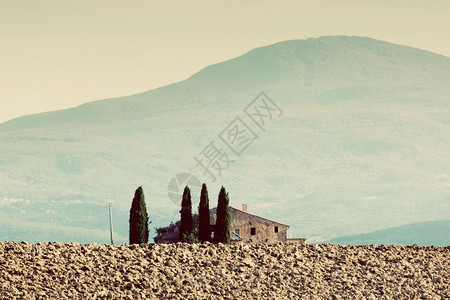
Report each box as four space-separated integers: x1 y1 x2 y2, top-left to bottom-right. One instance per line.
242 204 247 212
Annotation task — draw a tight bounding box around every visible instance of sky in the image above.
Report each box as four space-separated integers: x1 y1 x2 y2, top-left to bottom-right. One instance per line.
1 0 449 123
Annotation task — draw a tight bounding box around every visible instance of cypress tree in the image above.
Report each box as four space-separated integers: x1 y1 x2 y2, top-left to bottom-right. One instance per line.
214 186 231 244
129 186 149 244
179 186 193 242
198 183 211 242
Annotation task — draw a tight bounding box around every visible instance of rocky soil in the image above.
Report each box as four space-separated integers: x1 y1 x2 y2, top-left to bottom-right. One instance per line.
0 242 448 299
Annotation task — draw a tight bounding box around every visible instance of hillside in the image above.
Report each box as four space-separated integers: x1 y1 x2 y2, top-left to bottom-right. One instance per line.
0 36 449 243
0 218 126 244
326 220 450 246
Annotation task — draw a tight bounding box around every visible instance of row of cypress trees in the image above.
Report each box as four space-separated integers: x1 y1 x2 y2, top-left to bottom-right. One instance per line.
179 184 231 244
129 184 231 244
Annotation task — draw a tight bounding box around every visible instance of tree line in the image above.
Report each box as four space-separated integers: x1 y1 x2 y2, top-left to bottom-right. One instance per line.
129 184 231 244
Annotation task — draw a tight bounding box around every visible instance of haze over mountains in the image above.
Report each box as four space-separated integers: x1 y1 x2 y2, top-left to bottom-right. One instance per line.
0 36 449 245
326 220 450 246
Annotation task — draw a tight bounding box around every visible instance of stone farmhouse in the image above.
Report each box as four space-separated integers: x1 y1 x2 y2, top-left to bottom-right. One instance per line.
154 204 305 244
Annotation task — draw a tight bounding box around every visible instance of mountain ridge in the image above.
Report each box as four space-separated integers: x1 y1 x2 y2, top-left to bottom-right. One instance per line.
325 220 450 246
0 36 449 244
1 36 449 131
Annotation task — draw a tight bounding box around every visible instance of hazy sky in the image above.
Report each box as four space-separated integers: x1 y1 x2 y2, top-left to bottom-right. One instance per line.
1 0 449 123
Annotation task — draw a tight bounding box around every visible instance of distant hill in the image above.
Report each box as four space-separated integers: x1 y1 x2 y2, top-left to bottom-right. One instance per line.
0 36 449 243
326 220 450 246
0 217 127 244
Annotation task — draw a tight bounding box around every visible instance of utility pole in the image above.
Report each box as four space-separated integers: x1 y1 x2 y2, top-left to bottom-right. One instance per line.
109 202 114 245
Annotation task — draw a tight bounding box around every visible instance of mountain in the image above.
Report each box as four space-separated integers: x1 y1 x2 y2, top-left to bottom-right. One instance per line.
325 220 450 246
0 36 449 244
0 217 126 244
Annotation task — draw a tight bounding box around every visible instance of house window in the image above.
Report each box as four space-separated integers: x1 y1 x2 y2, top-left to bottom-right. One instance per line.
235 228 240 235
250 227 256 235
274 226 279 233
